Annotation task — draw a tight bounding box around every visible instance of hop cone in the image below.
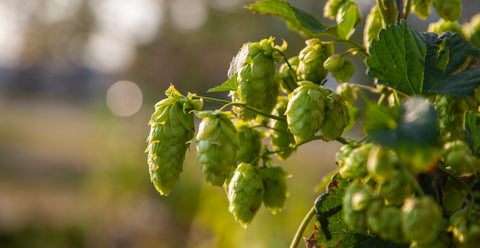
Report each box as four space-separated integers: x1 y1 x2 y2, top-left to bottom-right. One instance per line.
428 19 464 37
363 5 383 50
336 83 357 105
297 39 334 84
442 140 478 175
195 110 239 186
379 168 414 206
401 196 444 242
236 122 263 166
433 0 462 22
146 86 202 196
277 56 299 94
270 97 296 160
450 205 480 245
285 81 328 143
343 182 376 231
331 59 355 84
367 202 406 243
412 0 433 19
260 165 290 214
228 163 264 228
435 94 465 140
231 38 281 121
339 143 373 180
319 89 350 141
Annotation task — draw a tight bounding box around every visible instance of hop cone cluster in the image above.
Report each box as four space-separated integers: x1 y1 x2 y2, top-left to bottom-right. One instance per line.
195 110 239 186
285 81 328 143
270 97 295 160
236 122 263 166
146 86 202 196
297 39 334 84
231 38 281 121
228 163 264 228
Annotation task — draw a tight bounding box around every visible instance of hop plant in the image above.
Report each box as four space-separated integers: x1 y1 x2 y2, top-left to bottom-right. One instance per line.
297 39 334 84
435 94 465 141
228 163 264 228
433 0 462 22
343 182 376 231
236 122 263 166
364 5 383 50
319 89 350 141
146 86 203 196
450 205 480 245
285 81 328 143
339 143 373 180
230 38 281 121
378 168 414 206
278 56 299 94
270 97 296 160
412 0 433 19
260 165 290 214
401 196 444 242
366 146 397 184
331 59 355 84
195 110 239 186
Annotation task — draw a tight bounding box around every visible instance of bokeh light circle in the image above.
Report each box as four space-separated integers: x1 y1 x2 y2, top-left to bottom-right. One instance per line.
106 81 143 117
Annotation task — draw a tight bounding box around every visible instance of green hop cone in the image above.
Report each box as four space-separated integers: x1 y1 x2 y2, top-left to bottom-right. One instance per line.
428 19 464 37
323 54 345 72
343 182 376 232
278 56 299 94
147 86 203 196
270 97 296 160
367 201 406 244
339 143 373 180
230 38 281 121
410 232 453 248
331 59 355 84
442 140 478 175
401 196 444 242
195 110 239 186
412 0 433 19
364 5 384 50
433 0 462 22
297 39 334 84
366 146 398 184
465 14 480 48
441 177 469 212
336 83 357 105
450 205 480 245
236 122 263 166
320 89 350 141
323 0 348 19
228 163 264 228
336 141 359 168
435 94 465 141
259 165 290 214
378 168 414 206
285 81 328 143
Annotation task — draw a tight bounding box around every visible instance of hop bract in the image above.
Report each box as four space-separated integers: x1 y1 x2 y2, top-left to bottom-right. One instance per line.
297 39 334 84
270 97 296 160
146 86 202 196
195 110 239 186
260 165 290 214
285 81 328 143
236 122 263 166
228 163 264 228
230 38 281 121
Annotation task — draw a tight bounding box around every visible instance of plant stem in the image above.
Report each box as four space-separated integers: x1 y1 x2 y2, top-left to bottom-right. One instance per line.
404 0 412 19
191 96 286 122
289 205 316 248
438 166 475 212
397 0 404 21
377 0 397 25
276 48 298 83
331 40 368 60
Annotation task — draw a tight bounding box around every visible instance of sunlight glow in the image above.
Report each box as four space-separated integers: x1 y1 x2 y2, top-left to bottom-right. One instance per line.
106 81 143 117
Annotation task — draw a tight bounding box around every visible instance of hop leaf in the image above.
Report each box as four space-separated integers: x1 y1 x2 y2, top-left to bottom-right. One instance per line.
297 39 334 84
260 165 290 214
412 0 433 19
433 0 462 22
285 81 328 143
270 97 296 160
195 110 239 186
363 5 383 50
146 85 202 196
228 163 264 228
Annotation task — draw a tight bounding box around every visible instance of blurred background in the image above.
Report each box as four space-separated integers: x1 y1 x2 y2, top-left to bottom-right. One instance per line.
0 0 479 247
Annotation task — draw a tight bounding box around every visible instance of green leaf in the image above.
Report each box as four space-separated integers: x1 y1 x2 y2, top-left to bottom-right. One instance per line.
208 76 238 92
314 174 374 247
335 3 358 39
464 111 480 156
367 21 480 97
365 97 439 148
247 0 328 37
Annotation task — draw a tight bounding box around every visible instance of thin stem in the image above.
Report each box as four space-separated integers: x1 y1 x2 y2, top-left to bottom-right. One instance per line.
347 83 377 92
404 0 412 19
219 102 237 111
402 166 425 197
397 0 404 21
276 48 298 83
191 96 286 122
289 206 316 248
438 166 475 212
331 40 368 60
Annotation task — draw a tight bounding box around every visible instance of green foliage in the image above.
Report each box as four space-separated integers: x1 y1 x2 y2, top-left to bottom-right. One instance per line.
145 1 480 247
